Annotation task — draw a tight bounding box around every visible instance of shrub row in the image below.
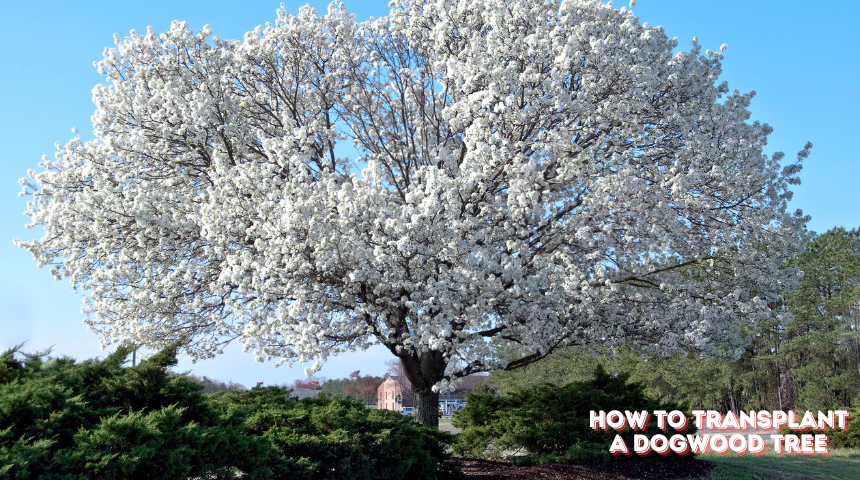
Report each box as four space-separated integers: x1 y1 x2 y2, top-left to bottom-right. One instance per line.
0 345 460 479
778 407 860 450
451 366 696 465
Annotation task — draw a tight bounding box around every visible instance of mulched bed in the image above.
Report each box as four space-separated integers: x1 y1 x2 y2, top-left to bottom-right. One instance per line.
457 456 714 479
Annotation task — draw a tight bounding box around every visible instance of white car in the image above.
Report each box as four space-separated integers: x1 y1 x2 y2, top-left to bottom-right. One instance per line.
399 407 414 416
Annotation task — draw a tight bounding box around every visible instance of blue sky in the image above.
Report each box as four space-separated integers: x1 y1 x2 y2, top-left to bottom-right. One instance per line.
1 0 857 388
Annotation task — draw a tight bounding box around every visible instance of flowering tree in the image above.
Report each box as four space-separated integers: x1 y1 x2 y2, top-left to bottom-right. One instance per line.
18 0 809 427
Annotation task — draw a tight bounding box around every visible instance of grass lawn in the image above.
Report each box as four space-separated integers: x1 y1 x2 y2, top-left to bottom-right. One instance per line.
700 449 860 480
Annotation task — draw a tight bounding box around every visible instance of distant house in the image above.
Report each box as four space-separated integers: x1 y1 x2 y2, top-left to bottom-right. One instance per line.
377 376 413 410
288 388 323 400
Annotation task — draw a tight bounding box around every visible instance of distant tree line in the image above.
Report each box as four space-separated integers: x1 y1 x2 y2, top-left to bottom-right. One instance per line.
187 375 247 394
277 371 384 405
491 227 860 414
321 371 384 405
278 361 489 407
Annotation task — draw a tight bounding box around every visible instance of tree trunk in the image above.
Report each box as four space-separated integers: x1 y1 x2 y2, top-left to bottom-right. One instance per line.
398 348 446 429
413 387 440 428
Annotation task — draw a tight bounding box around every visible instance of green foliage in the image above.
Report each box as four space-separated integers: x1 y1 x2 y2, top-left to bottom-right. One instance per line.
491 348 746 413
452 366 696 465
780 408 860 450
776 227 860 410
61 405 268 480
0 345 460 480
0 343 272 479
823 409 860 449
207 387 462 480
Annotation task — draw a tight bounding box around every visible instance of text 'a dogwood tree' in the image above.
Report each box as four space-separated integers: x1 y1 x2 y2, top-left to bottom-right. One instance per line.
18 0 810 427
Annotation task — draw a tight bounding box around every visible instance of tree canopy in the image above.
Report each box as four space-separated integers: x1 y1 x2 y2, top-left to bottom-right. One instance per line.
18 0 809 426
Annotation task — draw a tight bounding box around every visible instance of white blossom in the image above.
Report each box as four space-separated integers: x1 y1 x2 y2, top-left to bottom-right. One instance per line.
17 0 809 399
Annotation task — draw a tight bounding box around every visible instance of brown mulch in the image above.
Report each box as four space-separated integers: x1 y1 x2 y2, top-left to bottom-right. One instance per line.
457 457 714 479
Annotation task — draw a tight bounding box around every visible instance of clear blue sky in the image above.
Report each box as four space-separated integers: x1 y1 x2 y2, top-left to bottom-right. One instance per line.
1 1 857 388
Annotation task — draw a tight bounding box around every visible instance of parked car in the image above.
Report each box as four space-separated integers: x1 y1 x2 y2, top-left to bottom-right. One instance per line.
399 406 414 415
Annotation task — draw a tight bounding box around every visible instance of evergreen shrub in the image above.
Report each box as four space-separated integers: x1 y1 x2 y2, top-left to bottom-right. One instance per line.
451 365 696 465
0 344 270 479
821 409 860 449
780 407 860 450
0 345 460 480
206 386 461 479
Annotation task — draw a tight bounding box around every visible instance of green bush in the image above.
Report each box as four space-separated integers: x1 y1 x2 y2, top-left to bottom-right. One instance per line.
206 386 461 480
451 365 696 465
822 409 860 449
779 407 860 450
0 344 272 479
0 345 460 480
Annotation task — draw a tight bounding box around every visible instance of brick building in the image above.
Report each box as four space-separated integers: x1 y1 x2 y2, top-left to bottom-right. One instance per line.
376 375 413 410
